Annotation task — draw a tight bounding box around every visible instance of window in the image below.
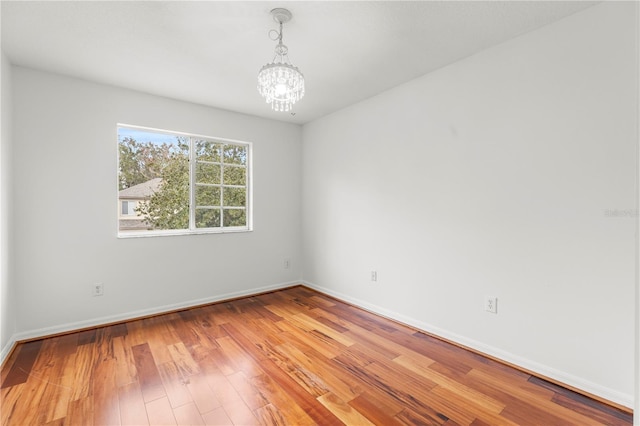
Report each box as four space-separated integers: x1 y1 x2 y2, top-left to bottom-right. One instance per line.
121 201 137 216
117 125 251 237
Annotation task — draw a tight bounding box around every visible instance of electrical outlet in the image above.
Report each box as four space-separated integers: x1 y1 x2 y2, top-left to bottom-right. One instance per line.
92 283 104 297
371 270 377 282
284 258 291 269
485 296 497 314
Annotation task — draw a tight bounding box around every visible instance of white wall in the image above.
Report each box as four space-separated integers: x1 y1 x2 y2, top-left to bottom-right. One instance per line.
3 0 637 413
1 51 15 357
302 2 637 408
11 67 302 337
636 4 640 422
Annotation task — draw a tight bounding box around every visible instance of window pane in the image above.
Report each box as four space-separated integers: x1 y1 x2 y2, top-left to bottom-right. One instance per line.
195 140 221 162
223 166 246 186
223 209 246 227
196 208 221 228
118 127 189 232
223 187 246 207
122 201 137 215
196 163 221 185
223 145 247 165
195 185 221 207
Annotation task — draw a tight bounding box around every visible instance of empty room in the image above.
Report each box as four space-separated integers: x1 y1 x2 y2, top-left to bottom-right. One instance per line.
1 1 638 425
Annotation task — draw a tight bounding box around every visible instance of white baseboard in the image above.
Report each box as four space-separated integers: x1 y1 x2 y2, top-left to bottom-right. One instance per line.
1 280 299 365
0 335 17 365
301 280 634 410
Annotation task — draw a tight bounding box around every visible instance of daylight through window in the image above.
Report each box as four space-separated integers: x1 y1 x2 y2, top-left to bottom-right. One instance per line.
117 125 251 236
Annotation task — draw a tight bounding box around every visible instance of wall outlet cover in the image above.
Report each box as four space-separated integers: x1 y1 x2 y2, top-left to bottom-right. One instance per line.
485 296 497 314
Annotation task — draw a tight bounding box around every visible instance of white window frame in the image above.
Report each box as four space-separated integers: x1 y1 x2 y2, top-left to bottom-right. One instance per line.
117 124 253 238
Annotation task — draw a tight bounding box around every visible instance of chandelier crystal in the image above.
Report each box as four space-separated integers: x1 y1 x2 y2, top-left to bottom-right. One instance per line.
257 8 305 112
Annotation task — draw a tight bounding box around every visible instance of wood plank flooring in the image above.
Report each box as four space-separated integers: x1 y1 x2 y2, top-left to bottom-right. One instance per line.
1 286 633 425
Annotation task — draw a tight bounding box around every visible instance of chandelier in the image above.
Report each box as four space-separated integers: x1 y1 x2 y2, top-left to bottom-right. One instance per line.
257 8 305 112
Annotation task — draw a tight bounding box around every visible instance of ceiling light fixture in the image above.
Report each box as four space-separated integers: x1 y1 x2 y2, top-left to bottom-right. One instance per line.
257 8 305 112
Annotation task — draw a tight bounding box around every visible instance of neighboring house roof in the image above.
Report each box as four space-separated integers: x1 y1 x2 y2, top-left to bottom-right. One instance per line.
119 178 162 200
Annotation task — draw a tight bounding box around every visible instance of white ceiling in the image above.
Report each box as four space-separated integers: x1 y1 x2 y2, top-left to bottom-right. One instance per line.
2 1 598 124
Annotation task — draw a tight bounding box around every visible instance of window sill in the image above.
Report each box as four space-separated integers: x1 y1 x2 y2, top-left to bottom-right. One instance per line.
117 227 252 239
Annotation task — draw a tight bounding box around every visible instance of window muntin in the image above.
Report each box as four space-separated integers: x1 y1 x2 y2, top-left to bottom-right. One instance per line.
117 125 251 237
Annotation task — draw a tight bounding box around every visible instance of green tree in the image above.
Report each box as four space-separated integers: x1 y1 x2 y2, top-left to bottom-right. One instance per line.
118 137 186 190
118 137 146 190
136 151 190 230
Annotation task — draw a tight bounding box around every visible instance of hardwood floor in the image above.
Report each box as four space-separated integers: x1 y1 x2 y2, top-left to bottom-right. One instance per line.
1 286 632 425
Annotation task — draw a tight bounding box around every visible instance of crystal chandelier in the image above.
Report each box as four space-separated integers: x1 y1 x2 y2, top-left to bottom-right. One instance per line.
257 8 305 112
